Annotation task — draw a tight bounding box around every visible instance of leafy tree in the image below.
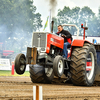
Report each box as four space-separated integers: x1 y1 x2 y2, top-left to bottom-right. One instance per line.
57 6 71 24
54 6 99 36
54 6 80 34
87 7 100 37
87 17 100 36
0 0 42 51
79 6 95 28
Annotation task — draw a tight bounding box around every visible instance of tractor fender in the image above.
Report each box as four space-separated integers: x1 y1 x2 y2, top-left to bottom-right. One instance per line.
71 39 91 47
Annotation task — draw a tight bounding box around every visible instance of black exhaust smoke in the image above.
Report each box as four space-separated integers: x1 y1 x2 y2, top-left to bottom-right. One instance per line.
49 0 57 17
44 0 57 33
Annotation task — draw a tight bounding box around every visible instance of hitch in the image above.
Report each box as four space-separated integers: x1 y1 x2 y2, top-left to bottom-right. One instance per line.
26 47 37 65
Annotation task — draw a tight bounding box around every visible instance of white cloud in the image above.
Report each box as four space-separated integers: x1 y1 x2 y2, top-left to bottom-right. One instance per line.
57 0 76 9
71 0 100 13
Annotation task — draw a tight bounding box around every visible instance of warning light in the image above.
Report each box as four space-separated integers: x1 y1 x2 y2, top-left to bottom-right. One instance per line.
81 24 83 28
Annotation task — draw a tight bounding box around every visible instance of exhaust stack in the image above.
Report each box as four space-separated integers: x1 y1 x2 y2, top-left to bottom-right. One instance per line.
51 20 54 33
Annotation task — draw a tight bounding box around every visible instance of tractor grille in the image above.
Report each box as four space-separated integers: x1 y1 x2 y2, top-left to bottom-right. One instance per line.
32 32 47 52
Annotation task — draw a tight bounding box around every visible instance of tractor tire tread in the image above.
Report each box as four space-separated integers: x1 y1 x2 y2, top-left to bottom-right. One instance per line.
70 43 97 86
29 65 45 83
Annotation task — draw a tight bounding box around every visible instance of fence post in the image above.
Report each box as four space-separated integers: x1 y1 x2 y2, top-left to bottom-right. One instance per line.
33 85 43 100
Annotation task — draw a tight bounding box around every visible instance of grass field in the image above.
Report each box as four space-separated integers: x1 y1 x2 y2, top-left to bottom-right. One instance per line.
0 70 30 76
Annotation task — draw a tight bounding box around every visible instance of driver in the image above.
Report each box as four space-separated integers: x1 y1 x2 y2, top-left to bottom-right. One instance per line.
56 25 72 59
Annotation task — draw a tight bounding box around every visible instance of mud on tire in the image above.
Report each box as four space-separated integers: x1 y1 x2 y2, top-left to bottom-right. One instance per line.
70 43 97 86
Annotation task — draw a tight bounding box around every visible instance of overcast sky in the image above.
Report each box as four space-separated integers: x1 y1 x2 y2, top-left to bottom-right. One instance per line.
33 0 100 30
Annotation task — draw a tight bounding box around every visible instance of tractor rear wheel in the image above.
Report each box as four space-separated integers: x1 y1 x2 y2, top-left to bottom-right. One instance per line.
29 64 54 83
70 43 97 86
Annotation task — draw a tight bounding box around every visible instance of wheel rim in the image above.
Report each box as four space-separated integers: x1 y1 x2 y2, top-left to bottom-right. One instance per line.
45 67 53 77
19 58 26 71
58 60 63 74
86 52 94 80
20 65 25 71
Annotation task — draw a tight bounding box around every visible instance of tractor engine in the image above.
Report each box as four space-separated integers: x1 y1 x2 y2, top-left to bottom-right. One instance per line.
26 32 64 65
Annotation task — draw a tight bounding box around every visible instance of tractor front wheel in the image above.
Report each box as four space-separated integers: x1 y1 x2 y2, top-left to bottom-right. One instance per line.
70 43 97 86
15 53 26 75
53 55 64 77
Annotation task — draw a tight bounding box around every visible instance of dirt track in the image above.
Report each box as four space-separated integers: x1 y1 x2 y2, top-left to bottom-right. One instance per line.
0 76 100 100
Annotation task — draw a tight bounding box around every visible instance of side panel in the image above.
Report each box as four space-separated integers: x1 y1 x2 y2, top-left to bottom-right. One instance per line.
94 45 100 81
46 33 64 53
95 51 100 81
97 51 100 67
72 39 91 47
70 39 91 57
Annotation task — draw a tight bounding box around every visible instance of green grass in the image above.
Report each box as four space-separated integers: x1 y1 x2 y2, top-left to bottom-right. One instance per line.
0 70 30 76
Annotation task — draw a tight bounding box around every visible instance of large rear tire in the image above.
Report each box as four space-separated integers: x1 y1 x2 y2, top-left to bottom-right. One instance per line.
70 43 97 86
29 64 54 83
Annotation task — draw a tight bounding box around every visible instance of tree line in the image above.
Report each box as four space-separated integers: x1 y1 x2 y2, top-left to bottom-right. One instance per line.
53 6 100 37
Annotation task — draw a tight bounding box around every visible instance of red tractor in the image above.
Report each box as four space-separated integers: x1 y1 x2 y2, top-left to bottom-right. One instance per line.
15 23 100 86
